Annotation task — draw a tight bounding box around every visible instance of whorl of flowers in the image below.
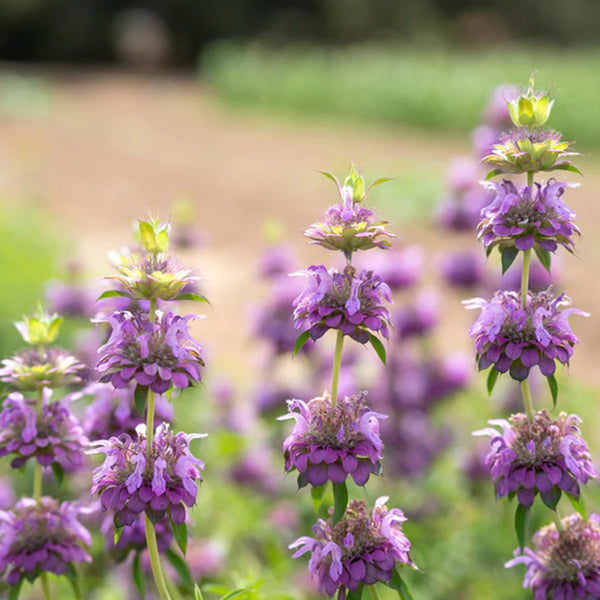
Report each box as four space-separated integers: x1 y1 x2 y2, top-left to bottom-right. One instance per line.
506 513 600 599
0 346 85 391
0 389 88 471
0 497 91 586
478 179 579 253
464 289 587 381
279 392 386 487
474 410 596 508
292 265 392 344
96 309 205 394
290 497 415 598
90 423 205 526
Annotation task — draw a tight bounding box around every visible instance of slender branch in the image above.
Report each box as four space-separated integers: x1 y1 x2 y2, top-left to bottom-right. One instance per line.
145 514 172 600
330 330 345 406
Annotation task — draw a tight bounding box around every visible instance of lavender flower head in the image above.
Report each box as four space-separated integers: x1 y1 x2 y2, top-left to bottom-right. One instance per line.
0 497 91 586
96 309 205 394
478 179 579 253
507 513 600 600
474 410 597 507
439 249 486 290
293 265 392 344
90 422 205 526
354 246 423 292
465 289 587 381
279 392 386 487
0 388 88 471
290 497 415 598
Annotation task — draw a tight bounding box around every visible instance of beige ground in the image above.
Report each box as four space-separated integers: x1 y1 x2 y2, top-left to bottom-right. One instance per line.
0 71 599 392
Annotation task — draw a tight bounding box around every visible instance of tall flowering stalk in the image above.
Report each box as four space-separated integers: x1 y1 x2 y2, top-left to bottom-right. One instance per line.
92 217 207 600
466 76 596 598
281 166 416 599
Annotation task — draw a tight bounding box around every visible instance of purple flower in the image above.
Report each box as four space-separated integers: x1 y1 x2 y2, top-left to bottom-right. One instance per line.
393 291 438 340
292 265 392 344
0 388 88 471
96 310 205 394
0 497 91 586
482 85 517 129
439 250 486 290
474 410 597 507
0 346 84 391
507 513 600 599
45 280 97 319
354 246 423 292
83 383 173 441
258 244 298 279
290 497 415 598
229 444 281 494
90 423 205 526
464 289 587 381
305 185 394 255
478 179 579 254
436 187 494 232
279 393 386 487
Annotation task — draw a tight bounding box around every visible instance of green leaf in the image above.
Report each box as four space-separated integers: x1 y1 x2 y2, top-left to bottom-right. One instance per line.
297 472 309 489
293 330 311 357
97 289 131 300
195 585 205 600
65 564 82 600
541 487 562 510
501 246 519 274
332 482 348 526
175 292 210 303
171 519 188 556
132 553 146 599
166 548 194 590
220 589 252 600
134 385 148 418
485 168 505 180
547 374 558 409
514 503 531 551
365 177 393 197
311 483 327 513
139 220 157 252
534 245 552 274
552 163 583 176
486 367 499 396
368 333 386 366
347 584 364 600
8 579 23 600
387 570 414 600
567 491 587 519
113 523 124 545
318 170 340 187
50 462 64 487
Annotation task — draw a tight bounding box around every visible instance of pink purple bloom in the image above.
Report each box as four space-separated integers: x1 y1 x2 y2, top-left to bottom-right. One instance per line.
279 393 386 487
0 388 88 471
96 309 205 394
507 513 600 599
465 289 587 380
90 423 205 526
354 246 423 292
478 179 579 253
289 497 415 598
474 410 596 507
393 291 439 340
45 280 97 319
0 497 91 586
439 250 486 290
292 265 392 344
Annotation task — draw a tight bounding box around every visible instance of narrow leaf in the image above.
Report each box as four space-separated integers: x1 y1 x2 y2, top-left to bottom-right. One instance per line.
368 333 386 366
171 520 188 556
541 487 562 510
220 590 252 600
318 171 340 187
175 293 210 303
486 367 499 396
332 482 348 526
166 548 194 590
534 245 552 274
65 564 82 600
195 585 205 600
293 330 311 357
552 163 583 176
132 553 146 599
501 246 519 274
365 177 393 197
97 289 131 300
297 472 309 489
311 483 327 514
388 570 414 600
567 491 587 519
51 462 64 487
514 503 531 551
347 584 364 600
485 168 505 180
134 385 148 418
8 579 23 600
113 523 124 545
547 374 558 409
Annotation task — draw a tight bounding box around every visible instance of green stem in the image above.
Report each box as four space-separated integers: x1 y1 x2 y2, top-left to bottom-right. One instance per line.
40 573 51 600
149 297 157 322
330 331 344 406
521 380 535 423
521 249 531 309
552 508 565 533
146 389 156 459
145 514 172 600
527 171 534 187
34 388 44 501
370 584 382 600
165 571 184 600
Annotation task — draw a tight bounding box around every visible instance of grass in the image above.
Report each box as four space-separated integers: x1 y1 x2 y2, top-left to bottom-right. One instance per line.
202 43 600 147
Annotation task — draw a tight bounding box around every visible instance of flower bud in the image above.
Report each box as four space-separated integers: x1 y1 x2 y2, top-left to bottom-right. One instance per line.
137 217 170 254
343 164 365 202
507 75 554 129
14 307 63 346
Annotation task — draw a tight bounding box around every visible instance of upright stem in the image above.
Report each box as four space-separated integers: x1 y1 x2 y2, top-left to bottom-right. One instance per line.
146 390 156 459
552 508 565 534
520 249 531 309
370 585 382 600
330 331 345 406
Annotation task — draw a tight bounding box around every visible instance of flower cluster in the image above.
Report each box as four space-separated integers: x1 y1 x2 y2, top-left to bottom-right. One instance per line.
280 393 386 487
90 423 205 526
292 265 392 343
96 309 205 394
465 289 587 380
0 389 88 471
478 179 579 253
507 513 600 599
474 410 596 507
0 497 91 586
290 497 415 598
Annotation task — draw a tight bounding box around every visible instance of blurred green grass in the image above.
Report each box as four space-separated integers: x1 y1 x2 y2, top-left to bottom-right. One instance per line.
202 43 600 146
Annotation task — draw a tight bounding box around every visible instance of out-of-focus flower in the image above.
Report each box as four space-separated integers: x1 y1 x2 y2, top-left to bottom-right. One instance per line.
90 423 205 526
0 477 14 510
465 289 587 381
186 539 226 581
439 250 486 290
474 410 596 507
354 246 423 292
0 497 91 586
14 308 63 346
507 513 600 599
280 393 386 487
290 497 415 598
258 244 298 279
483 84 517 129
45 280 97 319
393 291 438 340
293 265 392 344
0 388 88 471
96 310 204 394
229 444 281 494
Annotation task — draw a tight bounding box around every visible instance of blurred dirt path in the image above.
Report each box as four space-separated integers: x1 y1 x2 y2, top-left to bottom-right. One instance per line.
0 72 599 393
